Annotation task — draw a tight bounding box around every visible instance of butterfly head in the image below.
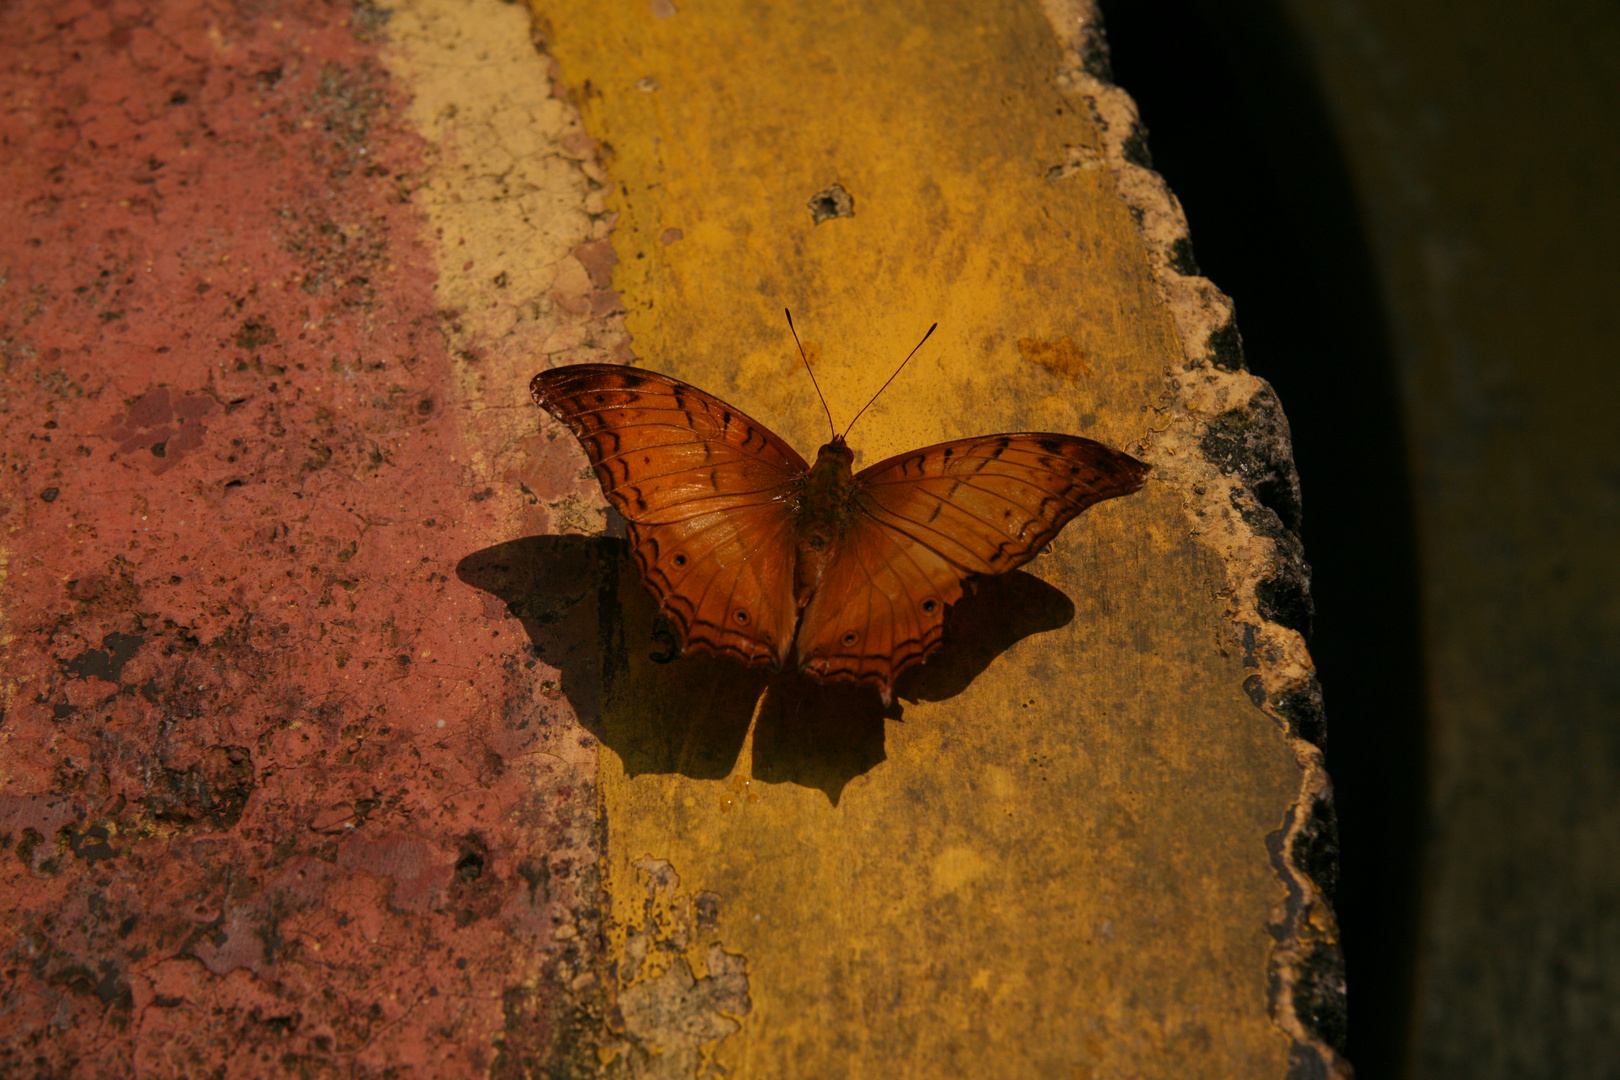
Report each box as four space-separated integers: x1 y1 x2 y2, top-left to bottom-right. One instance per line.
814 436 855 468
804 437 857 503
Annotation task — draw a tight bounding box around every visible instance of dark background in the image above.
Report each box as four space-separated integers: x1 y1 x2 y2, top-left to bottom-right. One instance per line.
1095 0 1620 1077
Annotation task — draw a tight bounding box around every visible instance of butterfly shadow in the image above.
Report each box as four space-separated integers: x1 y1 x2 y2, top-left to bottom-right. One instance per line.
456 537 1074 804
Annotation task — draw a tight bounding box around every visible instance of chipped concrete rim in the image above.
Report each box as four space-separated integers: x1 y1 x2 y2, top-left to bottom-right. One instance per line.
1040 2 1352 1077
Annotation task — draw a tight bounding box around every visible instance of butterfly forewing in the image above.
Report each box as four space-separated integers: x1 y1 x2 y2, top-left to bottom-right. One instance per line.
531 365 805 666
860 435 1148 573
796 433 1148 698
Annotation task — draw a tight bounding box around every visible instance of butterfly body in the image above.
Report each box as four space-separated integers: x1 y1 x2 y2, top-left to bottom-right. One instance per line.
531 363 1148 704
790 438 860 605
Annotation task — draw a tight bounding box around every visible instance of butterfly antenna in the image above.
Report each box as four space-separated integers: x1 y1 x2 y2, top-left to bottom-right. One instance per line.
840 321 938 441
786 308 838 441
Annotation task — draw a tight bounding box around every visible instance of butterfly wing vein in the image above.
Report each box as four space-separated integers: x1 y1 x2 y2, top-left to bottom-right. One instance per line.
531 365 803 665
796 434 1148 694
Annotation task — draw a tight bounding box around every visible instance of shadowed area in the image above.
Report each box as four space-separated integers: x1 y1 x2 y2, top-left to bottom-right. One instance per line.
457 537 1074 802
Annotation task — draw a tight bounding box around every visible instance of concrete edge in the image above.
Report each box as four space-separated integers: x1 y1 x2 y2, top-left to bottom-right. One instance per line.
1040 2 1352 1075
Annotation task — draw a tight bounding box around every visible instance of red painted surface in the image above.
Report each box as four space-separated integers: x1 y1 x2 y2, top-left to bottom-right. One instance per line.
0 1 597 1073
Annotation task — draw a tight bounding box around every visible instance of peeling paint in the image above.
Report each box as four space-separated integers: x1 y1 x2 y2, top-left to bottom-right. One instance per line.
611 859 751 1078
379 0 624 542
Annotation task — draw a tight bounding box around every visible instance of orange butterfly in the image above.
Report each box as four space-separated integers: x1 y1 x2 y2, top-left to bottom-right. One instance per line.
530 317 1147 704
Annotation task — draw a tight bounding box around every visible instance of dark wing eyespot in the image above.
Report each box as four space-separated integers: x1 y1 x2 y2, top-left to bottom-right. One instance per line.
922 599 937 613
673 553 687 566
735 609 750 625
841 631 857 646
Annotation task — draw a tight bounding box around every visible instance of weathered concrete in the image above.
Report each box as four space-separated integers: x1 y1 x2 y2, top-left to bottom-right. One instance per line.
520 0 1344 1075
1 0 1344 1076
0 1 603 1073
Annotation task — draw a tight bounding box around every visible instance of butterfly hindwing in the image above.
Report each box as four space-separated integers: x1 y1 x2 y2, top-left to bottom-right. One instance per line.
531 364 805 666
796 434 1148 698
794 514 963 699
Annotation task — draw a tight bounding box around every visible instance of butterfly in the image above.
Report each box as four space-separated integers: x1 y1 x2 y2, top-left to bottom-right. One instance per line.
529 315 1148 705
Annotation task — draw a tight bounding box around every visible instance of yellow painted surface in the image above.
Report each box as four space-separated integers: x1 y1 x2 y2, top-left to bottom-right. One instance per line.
536 0 1302 1075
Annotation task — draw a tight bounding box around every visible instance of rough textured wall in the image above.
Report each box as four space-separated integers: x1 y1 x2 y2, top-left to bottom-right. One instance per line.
0 1 605 1073
0 0 1349 1076
521 0 1344 1075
